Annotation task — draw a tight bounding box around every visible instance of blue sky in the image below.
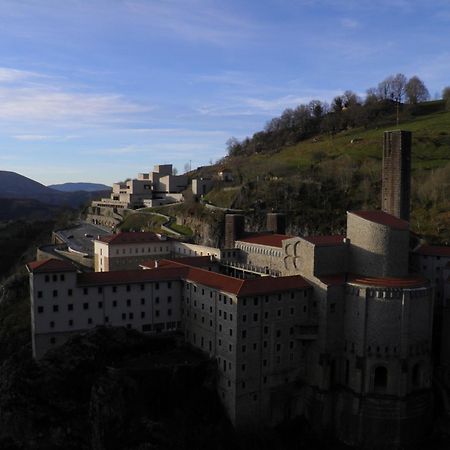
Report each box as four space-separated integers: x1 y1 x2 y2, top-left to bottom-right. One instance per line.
0 0 449 185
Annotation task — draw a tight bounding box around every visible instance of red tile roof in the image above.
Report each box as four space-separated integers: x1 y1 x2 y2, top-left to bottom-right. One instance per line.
81 258 311 296
414 245 450 257
303 235 345 246
96 232 168 245
347 274 428 288
237 233 291 248
141 256 214 269
350 211 409 230
27 258 77 273
78 267 186 286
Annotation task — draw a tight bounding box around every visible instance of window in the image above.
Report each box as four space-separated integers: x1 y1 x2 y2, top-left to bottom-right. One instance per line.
52 274 57 282
129 312 134 319
83 288 88 295
50 321 55 328
155 310 160 317
112 286 117 293
155 283 159 290
141 298 145 305
45 275 50 282
98 301 103 308
53 305 59 312
253 313 258 322
113 300 117 308
126 285 131 292
242 330 247 338
126 299 131 307
330 303 336 313
88 318 93 324
277 309 281 317
37 306 44 313
276 330 281 338
140 284 145 291
122 313 126 320
168 308 172 316
68 304 73 311
168 296 172 303
168 282 172 289
83 303 89 310
50 337 56 344
68 289 73 296
141 311 145 318
229 329 233 336
155 297 160 304
242 314 247 322
242 345 246 353
98 287 103 294
37 291 43 298
374 366 388 392
52 290 58 298
68 319 73 327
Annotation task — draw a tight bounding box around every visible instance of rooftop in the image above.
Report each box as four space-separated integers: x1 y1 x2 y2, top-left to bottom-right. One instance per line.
414 244 450 257
303 235 345 246
27 258 77 274
139 258 310 296
95 232 168 245
237 232 291 248
350 210 409 231
348 274 428 288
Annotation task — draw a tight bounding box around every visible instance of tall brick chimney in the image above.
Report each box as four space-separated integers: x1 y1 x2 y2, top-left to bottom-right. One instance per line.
381 130 412 221
224 214 245 248
266 212 286 235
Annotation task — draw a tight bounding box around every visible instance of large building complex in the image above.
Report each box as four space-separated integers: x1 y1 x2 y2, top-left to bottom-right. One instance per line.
27 130 449 447
92 164 188 210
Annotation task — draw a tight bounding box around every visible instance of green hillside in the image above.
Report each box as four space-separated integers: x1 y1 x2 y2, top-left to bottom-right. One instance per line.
195 107 450 244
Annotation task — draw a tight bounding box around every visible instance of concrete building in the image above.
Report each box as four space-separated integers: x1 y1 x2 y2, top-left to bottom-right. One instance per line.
92 164 188 210
27 130 445 447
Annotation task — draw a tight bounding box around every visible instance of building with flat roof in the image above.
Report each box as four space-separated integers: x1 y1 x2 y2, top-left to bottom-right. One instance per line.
91 164 188 210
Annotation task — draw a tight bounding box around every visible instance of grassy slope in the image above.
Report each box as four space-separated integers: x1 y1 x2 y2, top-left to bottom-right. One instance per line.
208 108 449 242
240 109 450 178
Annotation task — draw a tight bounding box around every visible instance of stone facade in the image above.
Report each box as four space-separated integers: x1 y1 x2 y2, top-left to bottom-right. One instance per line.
381 130 412 221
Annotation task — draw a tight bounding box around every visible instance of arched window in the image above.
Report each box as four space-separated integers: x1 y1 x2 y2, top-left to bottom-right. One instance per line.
412 363 421 388
374 366 388 392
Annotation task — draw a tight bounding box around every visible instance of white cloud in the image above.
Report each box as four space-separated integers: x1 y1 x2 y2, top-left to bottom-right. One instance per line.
0 67 42 83
125 0 258 45
12 134 79 141
0 86 148 124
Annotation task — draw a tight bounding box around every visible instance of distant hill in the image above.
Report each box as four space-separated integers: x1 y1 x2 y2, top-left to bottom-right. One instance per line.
48 182 111 192
0 171 110 219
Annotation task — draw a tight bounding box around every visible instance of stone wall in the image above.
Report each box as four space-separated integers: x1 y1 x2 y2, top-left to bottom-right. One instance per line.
347 213 409 278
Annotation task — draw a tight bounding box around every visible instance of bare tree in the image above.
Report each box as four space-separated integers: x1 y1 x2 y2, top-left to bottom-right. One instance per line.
391 73 407 103
405 76 429 104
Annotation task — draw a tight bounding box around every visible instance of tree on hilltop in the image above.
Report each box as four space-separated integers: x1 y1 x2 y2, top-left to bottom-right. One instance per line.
405 76 430 104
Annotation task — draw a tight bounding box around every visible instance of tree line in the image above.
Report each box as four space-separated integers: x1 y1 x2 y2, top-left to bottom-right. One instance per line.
227 74 450 158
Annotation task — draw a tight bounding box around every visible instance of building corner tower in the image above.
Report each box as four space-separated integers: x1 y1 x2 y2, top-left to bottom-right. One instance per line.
381 130 412 221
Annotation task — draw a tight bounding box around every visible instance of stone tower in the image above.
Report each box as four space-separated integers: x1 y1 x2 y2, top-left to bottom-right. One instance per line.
224 214 245 248
381 130 412 221
266 212 286 235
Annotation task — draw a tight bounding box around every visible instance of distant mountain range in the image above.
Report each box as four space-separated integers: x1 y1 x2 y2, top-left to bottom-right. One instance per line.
0 171 110 220
48 182 111 192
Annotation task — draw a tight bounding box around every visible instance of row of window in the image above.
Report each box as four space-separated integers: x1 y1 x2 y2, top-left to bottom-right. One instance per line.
112 246 170 256
46 310 174 329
